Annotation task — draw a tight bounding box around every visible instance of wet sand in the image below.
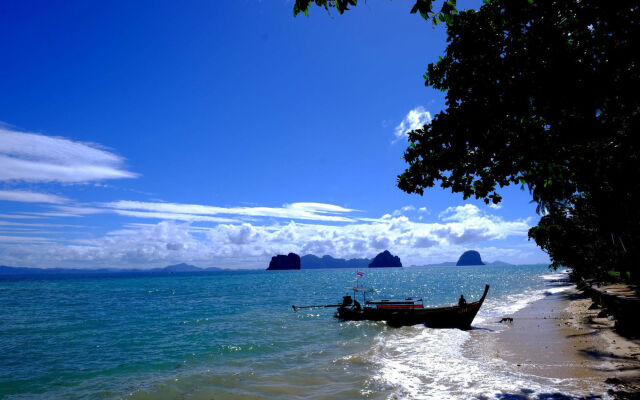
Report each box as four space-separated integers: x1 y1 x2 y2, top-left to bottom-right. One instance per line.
466 287 640 399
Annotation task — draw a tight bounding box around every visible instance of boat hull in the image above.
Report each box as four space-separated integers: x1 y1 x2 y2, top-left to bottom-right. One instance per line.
334 284 489 329
335 302 482 329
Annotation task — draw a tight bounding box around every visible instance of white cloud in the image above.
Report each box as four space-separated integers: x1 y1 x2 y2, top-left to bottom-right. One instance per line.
394 106 432 141
0 198 359 224
390 205 417 217
113 209 239 223
220 223 261 245
27 205 107 218
0 235 54 243
370 236 391 250
436 227 494 244
166 242 183 250
438 204 482 221
0 203 538 269
0 220 82 228
0 214 40 219
0 190 68 204
414 235 439 248
489 203 502 210
0 126 137 183
104 200 356 222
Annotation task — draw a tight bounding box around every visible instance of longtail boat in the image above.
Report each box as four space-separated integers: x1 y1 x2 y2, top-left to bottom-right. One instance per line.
293 284 489 329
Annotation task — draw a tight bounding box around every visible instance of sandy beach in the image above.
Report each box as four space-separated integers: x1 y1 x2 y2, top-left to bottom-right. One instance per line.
466 285 640 399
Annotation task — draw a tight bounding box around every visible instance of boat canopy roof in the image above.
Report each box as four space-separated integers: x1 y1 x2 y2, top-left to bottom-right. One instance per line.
346 287 374 293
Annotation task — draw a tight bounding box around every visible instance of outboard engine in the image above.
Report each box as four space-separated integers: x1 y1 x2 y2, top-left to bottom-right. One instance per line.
341 295 353 308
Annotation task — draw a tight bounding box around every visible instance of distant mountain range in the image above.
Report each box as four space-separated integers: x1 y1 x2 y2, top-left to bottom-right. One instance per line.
0 263 223 276
485 260 514 266
301 254 371 269
296 251 401 269
410 250 514 267
412 262 458 267
162 263 222 272
412 260 513 267
0 254 516 277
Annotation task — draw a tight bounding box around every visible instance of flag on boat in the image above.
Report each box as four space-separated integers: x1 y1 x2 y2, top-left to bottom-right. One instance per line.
356 271 364 278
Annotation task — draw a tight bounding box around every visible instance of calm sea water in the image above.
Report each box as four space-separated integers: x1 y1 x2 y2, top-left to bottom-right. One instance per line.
0 265 594 399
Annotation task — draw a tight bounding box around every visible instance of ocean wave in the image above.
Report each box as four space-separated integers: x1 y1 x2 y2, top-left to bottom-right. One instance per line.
354 269 610 400
475 289 546 324
540 269 571 281
476 269 573 324
362 325 585 399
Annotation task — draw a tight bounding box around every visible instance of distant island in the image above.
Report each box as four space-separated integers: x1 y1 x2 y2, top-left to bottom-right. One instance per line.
412 251 513 267
266 250 403 270
301 254 370 269
368 250 402 268
456 250 485 266
415 261 458 267
163 263 221 272
1 250 512 277
486 260 513 266
266 253 301 270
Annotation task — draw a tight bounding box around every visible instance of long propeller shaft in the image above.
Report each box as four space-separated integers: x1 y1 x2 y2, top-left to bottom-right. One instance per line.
292 304 342 311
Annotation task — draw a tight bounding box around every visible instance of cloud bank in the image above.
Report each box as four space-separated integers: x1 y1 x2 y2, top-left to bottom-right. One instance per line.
0 124 544 269
0 126 137 183
0 190 68 204
104 201 357 222
0 204 538 269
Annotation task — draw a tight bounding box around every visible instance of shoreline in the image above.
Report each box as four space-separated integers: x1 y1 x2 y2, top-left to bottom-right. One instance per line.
465 284 640 399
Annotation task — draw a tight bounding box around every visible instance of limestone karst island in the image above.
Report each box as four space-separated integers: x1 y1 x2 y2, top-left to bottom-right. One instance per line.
266 250 403 270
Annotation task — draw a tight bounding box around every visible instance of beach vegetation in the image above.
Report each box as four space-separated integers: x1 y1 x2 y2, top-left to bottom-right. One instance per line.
295 0 640 284
607 270 632 281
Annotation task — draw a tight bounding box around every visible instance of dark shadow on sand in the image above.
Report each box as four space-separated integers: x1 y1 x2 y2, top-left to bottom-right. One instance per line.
579 348 640 362
560 291 591 301
471 326 496 332
473 388 603 399
565 330 599 339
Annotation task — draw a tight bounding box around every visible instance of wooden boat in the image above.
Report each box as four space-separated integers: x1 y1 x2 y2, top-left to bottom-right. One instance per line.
293 284 489 329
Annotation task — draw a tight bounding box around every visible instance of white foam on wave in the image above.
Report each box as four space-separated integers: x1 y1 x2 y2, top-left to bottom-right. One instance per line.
356 269 611 399
474 289 546 324
540 269 571 281
544 286 572 294
365 325 597 399
540 273 566 281
476 269 573 324
540 270 574 295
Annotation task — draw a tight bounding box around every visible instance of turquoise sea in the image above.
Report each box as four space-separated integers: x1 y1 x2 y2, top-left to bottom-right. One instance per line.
0 265 593 399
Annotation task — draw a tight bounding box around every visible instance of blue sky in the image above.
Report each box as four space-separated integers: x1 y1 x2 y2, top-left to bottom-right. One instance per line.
0 1 547 269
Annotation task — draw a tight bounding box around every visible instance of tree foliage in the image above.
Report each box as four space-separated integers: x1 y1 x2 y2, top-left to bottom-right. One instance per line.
399 0 640 281
294 0 640 282
294 0 458 25
529 195 627 281
399 0 639 206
